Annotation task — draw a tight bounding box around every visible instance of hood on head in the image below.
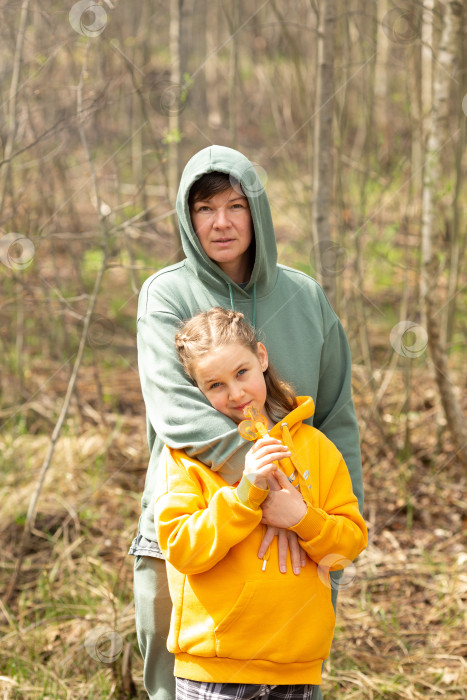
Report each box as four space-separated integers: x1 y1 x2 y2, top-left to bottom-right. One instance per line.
176 145 277 296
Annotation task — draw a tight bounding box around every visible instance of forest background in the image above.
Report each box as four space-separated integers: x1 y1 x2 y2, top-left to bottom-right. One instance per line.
1 0 466 698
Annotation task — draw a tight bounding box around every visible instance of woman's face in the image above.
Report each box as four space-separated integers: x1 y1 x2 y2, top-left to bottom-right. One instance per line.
190 187 254 284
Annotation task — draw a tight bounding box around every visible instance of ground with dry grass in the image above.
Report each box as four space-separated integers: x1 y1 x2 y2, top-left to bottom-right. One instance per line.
1 350 466 699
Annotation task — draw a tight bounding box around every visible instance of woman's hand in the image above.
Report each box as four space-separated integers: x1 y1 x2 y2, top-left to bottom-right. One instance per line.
258 526 307 575
261 469 308 529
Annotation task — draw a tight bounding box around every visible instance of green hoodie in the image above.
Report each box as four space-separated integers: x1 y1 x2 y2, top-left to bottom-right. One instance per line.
135 145 363 543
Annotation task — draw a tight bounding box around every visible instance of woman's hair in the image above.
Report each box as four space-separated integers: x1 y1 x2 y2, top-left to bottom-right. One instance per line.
188 172 242 211
175 307 297 424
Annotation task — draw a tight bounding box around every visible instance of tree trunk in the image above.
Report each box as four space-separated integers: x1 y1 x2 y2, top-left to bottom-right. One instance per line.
168 0 182 208
0 0 31 216
205 3 222 128
311 0 337 307
421 0 467 466
374 0 389 146
420 0 434 309
444 112 465 345
222 1 240 148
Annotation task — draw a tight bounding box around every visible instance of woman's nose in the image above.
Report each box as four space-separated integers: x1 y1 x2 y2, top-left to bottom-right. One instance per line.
213 208 230 229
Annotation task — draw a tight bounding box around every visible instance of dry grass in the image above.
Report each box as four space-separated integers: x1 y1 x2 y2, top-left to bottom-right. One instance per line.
1 362 466 699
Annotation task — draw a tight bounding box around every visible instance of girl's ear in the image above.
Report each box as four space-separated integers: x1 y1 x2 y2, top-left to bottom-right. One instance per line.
257 342 269 372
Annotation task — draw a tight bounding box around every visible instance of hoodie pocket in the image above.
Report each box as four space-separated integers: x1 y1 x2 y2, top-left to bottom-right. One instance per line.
214 577 335 664
214 583 257 635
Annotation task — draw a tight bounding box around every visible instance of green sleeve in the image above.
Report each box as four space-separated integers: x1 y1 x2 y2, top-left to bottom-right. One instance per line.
313 296 364 512
137 310 249 483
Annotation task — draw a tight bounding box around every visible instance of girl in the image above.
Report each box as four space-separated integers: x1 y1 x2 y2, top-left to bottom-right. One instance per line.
154 307 367 700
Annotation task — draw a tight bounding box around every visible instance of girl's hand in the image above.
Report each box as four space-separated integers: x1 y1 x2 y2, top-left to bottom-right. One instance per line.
261 469 308 529
244 436 291 476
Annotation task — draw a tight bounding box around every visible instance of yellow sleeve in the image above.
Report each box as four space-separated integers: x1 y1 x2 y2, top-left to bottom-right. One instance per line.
155 450 268 574
289 436 368 569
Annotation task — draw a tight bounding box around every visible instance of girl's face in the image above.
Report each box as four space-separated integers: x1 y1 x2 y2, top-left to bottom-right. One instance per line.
192 342 269 424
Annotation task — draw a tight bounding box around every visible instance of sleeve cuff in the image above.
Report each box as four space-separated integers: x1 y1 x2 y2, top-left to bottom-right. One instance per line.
289 507 327 541
236 474 269 510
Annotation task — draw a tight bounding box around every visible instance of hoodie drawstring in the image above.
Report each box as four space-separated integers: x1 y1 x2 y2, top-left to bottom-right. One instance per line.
279 423 313 505
227 282 257 328
228 283 235 312
261 524 271 571
252 283 257 327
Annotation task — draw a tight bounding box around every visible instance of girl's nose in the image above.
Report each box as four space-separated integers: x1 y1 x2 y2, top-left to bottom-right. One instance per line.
228 383 244 401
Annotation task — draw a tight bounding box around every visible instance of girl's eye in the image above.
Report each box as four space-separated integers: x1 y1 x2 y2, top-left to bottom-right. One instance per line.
237 369 247 376
210 382 222 389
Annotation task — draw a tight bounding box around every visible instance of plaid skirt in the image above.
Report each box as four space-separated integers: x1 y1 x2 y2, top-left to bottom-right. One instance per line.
175 678 317 700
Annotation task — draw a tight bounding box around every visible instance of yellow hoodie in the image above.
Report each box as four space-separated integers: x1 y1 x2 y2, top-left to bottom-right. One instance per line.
154 397 367 685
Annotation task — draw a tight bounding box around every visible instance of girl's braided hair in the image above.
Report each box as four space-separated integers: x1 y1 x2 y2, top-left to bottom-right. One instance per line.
175 307 297 425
